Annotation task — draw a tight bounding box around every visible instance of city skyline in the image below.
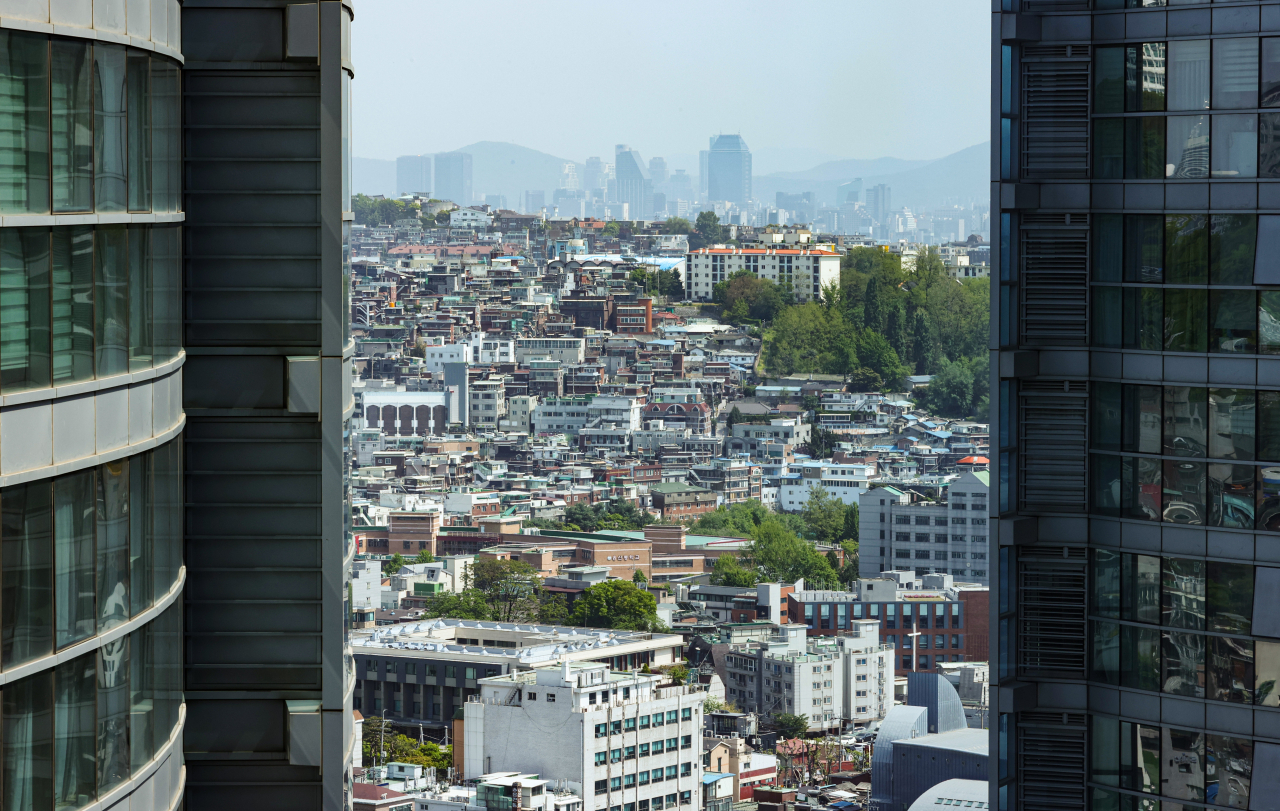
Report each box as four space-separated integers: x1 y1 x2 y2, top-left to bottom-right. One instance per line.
350 0 990 171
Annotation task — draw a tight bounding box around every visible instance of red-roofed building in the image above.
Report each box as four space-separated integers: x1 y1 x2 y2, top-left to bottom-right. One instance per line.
957 455 990 472
684 247 840 303
353 783 413 811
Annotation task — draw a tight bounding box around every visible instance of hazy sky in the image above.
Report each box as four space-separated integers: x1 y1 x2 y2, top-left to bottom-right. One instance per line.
352 0 990 174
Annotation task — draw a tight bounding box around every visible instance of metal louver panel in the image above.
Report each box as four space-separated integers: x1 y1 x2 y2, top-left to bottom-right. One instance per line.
1020 214 1089 346
1021 45 1091 178
1018 380 1088 512
1017 713 1087 811
1020 0 1090 10
1017 551 1088 678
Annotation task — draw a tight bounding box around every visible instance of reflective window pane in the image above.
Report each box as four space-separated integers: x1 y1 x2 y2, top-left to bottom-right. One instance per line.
1127 43 1166 112
1122 624 1161 691
1162 728 1205 802
1162 630 1205 697
1092 549 1121 618
1255 639 1280 707
1166 114 1209 178
1210 289 1257 354
1125 215 1163 282
1096 47 1125 114
1210 214 1256 285
1093 213 1123 281
150 62 180 214
151 226 180 363
1208 388 1255 460
1259 466 1280 531
1212 114 1258 178
51 40 92 213
1095 119 1124 179
1164 386 1208 457
1208 560 1253 635
1208 636 1254 706
1258 215 1280 285
1127 117 1166 179
1213 38 1260 109
1264 38 1280 107
1168 39 1210 111
127 225 151 371
96 637 129 792
5 670 53 811
95 460 128 633
1092 620 1120 685
1258 390 1280 461
126 55 150 212
93 226 127 377
1165 214 1207 282
1123 384 1162 455
0 227 51 393
1093 381 1121 451
54 470 95 650
0 30 51 215
1122 457 1163 521
1209 463 1256 528
54 654 96 811
1260 112 1280 178
93 44 126 212
129 453 151 617
1206 734 1251 809
1163 459 1206 524
1093 286 1121 348
129 624 153 771
1163 557 1206 630
1091 454 1122 517
1124 287 1163 350
2 481 53 669
51 226 93 384
1164 289 1208 352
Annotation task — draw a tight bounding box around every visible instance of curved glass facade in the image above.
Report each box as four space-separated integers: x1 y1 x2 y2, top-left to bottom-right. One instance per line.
996 4 1280 811
0 30 180 216
0 224 181 393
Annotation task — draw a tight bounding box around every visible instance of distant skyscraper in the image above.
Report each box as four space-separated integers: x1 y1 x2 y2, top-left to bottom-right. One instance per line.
560 162 579 191
708 134 752 204
836 178 863 205
396 154 432 196
435 151 473 204
484 194 506 210
649 156 669 184
699 149 710 196
614 144 652 219
584 157 605 194
524 190 545 213
866 183 891 223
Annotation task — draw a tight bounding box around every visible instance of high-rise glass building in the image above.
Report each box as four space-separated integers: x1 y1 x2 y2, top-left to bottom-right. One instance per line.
708 134 751 205
396 155 432 197
435 152 473 206
0 1 354 810
614 144 652 220
993 4 1280 811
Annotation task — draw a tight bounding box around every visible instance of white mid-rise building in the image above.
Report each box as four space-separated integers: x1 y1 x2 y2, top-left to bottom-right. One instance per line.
857 471 991 587
683 247 840 303
463 661 707 811
778 461 872 512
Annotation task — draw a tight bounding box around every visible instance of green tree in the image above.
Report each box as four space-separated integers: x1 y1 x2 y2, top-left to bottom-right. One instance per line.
382 553 406 576
570 580 663 631
842 503 859 542
632 569 648 586
726 406 743 434
921 358 977 418
665 217 692 235
466 558 542 622
602 222 621 238
434 209 451 225
421 589 491 620
663 664 690 685
537 593 569 625
800 485 846 545
412 550 435 565
710 553 758 587
774 712 811 740
745 518 838 588
690 211 725 250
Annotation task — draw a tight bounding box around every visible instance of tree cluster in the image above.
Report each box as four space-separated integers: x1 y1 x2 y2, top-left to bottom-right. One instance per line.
702 488 860 589
630 267 685 300
760 246 989 398
353 193 411 227
715 271 791 324
688 212 729 250
361 717 452 769
382 550 434 576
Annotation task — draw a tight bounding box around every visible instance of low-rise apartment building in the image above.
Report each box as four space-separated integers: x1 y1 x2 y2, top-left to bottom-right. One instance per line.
463 661 707 811
517 337 587 365
857 471 990 586
649 482 718 521
353 621 687 730
683 248 840 303
777 461 871 512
